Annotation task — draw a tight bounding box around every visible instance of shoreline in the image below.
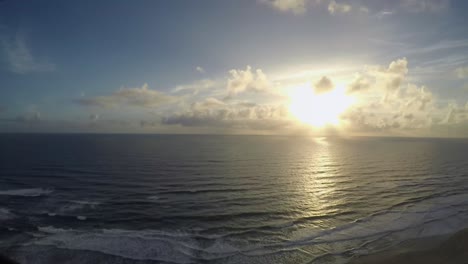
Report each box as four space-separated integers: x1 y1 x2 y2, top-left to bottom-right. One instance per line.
349 228 468 264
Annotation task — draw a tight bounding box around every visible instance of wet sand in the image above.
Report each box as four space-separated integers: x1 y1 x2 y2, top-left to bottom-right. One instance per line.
349 228 468 264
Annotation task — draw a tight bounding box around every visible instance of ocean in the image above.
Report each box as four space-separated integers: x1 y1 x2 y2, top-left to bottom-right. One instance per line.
1 134 468 264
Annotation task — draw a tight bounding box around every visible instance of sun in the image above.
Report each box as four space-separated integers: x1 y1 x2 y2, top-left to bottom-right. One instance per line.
289 84 354 127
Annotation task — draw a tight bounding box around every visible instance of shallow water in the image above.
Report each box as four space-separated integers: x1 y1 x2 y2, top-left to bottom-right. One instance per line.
1 134 468 263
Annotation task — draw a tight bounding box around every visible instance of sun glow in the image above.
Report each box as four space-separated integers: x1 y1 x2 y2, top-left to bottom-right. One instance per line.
289 84 354 127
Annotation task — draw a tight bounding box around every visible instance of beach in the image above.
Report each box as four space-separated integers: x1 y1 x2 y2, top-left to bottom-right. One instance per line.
350 228 468 264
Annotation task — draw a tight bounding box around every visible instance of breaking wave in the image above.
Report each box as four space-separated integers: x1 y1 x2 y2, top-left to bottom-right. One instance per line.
0 188 53 197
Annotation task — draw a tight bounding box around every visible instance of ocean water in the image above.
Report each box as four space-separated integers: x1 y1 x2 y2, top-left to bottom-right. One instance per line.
1 134 468 264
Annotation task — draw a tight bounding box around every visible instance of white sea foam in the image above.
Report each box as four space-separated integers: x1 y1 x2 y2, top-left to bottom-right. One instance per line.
147 195 160 201
58 200 100 213
289 193 468 248
34 227 243 263
0 188 53 197
31 193 468 263
0 208 15 221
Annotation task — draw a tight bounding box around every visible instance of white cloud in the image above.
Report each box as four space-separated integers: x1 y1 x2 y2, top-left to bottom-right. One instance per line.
455 66 468 79
2 34 55 74
76 83 178 108
328 0 352 15
375 10 394 19
261 0 308 14
442 102 468 125
347 74 371 93
384 57 408 92
196 66 205 73
227 66 271 97
363 58 408 96
63 58 468 136
192 97 226 110
321 57 454 135
261 0 367 16
172 79 217 95
258 0 449 18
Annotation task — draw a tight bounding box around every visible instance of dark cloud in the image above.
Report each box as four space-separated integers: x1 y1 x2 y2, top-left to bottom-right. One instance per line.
347 74 371 93
162 103 291 131
76 84 178 108
314 76 334 94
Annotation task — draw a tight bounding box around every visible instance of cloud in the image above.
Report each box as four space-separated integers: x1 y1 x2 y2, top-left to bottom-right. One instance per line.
359 6 369 13
375 10 394 18
261 0 366 16
5 111 42 123
334 57 451 135
328 0 352 14
196 66 205 73
441 102 468 125
2 34 55 74
347 74 371 93
172 79 216 95
261 0 308 14
71 58 459 136
76 83 178 108
387 57 409 75
314 76 334 94
400 0 450 13
162 100 291 130
455 66 468 79
226 66 271 97
383 57 408 92
192 97 226 110
89 114 99 122
363 58 408 96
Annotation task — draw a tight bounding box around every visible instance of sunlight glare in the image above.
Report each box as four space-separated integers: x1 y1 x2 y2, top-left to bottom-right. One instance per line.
289 84 354 127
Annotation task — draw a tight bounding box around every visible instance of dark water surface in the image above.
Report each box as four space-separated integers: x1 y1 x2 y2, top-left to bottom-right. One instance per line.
1 134 468 263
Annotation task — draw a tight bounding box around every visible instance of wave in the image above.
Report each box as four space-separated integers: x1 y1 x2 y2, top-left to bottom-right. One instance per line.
27 200 468 264
158 188 248 195
57 200 100 213
147 195 160 201
0 208 15 221
34 226 245 263
13 193 468 263
0 188 53 197
284 193 468 250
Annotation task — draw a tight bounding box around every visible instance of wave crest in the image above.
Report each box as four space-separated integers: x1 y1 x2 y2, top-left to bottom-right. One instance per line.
0 188 53 197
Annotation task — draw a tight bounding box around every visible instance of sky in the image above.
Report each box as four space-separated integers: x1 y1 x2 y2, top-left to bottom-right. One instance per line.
0 0 468 137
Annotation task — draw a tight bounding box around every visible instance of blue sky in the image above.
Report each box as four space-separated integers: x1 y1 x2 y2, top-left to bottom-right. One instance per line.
1 0 468 136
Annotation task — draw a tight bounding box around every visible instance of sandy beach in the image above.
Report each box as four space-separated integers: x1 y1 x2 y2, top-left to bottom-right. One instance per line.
349 228 468 264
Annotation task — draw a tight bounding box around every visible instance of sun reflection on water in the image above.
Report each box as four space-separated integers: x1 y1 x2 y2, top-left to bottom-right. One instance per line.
293 138 348 231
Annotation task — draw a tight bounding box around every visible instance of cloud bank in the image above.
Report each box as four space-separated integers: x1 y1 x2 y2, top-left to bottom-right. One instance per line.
76 83 178 108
